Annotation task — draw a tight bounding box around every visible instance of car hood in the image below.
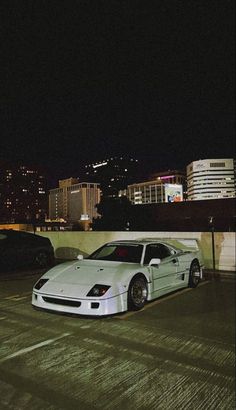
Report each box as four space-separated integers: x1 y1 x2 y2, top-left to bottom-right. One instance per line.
35 259 141 298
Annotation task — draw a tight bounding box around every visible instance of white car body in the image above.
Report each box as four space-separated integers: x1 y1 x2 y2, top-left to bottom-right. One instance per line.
32 239 203 316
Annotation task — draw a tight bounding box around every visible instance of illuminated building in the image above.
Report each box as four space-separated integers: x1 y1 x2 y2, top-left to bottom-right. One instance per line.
0 164 47 223
128 170 184 204
149 170 186 186
83 156 140 197
187 159 236 200
49 178 101 223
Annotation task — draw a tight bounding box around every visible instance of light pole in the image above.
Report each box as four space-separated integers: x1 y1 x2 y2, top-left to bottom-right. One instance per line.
208 216 215 271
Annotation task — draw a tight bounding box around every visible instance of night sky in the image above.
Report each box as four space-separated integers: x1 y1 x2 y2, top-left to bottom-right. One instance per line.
1 1 235 184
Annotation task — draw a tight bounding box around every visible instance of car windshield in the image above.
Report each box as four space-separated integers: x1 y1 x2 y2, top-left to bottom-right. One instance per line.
88 244 143 264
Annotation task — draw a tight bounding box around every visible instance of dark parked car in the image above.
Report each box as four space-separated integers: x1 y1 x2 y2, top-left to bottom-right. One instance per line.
0 229 55 271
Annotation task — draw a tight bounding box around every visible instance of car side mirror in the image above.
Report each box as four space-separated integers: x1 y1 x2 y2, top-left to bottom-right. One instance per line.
149 258 161 266
77 254 84 260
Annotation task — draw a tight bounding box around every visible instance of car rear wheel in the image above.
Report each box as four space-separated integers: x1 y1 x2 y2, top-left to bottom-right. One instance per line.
188 260 201 288
128 275 147 311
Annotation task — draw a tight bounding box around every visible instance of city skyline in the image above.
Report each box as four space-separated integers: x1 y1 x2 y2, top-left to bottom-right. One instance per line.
0 156 235 225
1 2 234 182
1 154 235 190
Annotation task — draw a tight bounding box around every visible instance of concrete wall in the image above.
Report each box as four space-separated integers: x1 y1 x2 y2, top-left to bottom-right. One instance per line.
37 231 236 271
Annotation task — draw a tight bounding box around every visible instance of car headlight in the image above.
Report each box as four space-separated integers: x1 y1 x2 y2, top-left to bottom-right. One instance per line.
34 279 49 290
87 284 110 297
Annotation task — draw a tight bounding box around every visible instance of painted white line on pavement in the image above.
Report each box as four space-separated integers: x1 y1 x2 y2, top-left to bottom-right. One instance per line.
5 296 28 301
5 292 32 300
0 333 71 363
5 295 20 300
117 280 210 319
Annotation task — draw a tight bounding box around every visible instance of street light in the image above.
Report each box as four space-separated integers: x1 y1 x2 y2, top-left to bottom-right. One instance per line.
208 216 215 271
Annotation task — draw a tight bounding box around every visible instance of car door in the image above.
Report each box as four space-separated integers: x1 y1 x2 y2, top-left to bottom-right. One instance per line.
6 231 32 268
144 243 178 292
171 251 190 286
15 232 34 265
0 232 20 269
0 232 11 269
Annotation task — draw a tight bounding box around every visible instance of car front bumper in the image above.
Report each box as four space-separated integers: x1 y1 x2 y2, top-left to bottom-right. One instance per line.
32 290 127 316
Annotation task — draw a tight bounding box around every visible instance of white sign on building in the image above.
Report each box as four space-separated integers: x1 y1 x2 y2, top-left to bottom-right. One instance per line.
164 184 183 203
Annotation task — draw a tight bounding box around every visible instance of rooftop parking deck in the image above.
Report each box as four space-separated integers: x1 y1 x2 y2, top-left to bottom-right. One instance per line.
0 266 235 409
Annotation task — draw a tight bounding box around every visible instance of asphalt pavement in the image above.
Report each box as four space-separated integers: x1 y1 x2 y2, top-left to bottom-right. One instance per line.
0 266 235 409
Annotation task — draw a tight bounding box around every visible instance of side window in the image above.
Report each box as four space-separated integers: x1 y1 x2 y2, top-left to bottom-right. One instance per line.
144 244 160 264
0 234 7 240
144 244 171 264
158 244 172 259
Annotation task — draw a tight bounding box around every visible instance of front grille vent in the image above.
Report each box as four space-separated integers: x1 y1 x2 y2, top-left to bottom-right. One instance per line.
43 296 81 307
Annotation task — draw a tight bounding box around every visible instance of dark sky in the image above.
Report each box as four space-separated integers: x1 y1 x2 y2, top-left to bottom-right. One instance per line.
1 1 235 183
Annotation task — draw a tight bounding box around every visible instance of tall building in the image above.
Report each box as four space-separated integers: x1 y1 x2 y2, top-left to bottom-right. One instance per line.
148 169 187 198
0 164 48 223
49 178 100 223
83 156 140 197
149 170 186 186
128 170 184 205
187 159 236 200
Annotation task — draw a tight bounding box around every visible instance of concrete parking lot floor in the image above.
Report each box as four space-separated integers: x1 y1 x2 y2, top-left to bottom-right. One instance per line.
0 269 235 410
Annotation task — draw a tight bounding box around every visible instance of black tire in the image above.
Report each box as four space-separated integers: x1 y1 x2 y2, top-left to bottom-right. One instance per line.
35 251 49 268
128 275 148 311
188 260 201 288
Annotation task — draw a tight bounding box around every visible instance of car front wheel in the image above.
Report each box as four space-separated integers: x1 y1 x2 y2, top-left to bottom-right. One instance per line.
35 251 49 268
128 275 148 311
188 260 201 288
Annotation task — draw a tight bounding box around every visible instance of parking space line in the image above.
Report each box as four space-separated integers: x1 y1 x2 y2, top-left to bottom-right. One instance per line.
0 333 71 363
4 291 32 301
10 296 28 301
5 296 27 301
5 294 20 300
116 280 210 319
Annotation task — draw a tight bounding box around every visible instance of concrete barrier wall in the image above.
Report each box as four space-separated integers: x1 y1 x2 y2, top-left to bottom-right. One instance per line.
38 231 236 271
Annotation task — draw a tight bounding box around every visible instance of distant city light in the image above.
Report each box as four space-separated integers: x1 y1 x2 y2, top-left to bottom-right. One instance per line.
92 162 108 169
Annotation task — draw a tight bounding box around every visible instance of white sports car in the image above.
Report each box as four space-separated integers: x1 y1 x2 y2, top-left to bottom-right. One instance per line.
32 239 203 316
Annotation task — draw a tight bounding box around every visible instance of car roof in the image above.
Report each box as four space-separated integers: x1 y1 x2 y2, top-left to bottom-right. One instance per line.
106 239 173 246
0 229 31 235
0 229 44 239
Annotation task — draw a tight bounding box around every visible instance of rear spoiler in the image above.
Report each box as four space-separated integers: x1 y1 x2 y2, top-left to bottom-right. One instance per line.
139 238 200 251
163 239 200 251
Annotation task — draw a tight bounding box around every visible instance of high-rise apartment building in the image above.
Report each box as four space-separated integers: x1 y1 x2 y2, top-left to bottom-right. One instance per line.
49 178 100 223
83 156 141 197
187 159 236 200
0 164 47 223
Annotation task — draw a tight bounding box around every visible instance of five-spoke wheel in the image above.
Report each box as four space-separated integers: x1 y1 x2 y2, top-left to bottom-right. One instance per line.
128 275 148 310
188 260 201 288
